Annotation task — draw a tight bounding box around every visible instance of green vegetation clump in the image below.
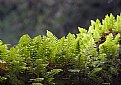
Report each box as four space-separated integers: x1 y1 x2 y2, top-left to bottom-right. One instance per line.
0 14 121 85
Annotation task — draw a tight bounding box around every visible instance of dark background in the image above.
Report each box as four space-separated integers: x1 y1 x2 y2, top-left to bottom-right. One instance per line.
0 0 121 45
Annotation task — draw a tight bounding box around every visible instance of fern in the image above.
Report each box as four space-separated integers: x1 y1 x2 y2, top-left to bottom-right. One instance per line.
0 13 121 85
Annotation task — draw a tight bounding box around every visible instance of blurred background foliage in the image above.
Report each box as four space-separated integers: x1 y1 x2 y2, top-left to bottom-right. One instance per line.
0 0 121 44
